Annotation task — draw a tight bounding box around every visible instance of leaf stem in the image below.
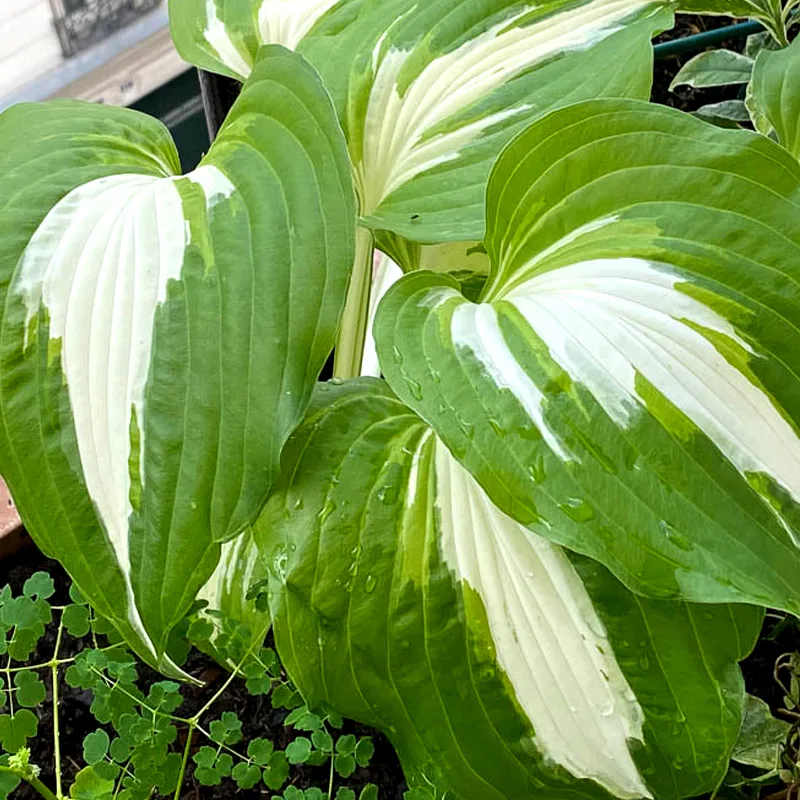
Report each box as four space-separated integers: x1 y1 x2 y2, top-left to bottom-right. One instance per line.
762 2 790 45
191 664 243 724
5 644 122 674
111 758 134 800
334 226 375 380
193 724 249 762
0 765 58 800
327 744 335 800
50 618 64 800
173 721 195 800
188 642 259 726
5 655 14 716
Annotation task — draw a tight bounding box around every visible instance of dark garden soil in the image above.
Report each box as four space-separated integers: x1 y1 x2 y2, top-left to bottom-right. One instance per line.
0 538 408 800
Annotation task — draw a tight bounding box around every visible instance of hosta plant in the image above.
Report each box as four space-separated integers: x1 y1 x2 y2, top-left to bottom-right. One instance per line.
669 11 798 137
1 2 800 799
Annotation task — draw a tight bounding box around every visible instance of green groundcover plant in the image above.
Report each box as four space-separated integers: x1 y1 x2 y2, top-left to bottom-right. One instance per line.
0 569 379 799
0 1 800 798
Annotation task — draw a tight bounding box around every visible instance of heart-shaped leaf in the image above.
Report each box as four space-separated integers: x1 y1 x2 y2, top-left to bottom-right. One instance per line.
0 47 355 674
257 379 762 800
0 710 37 753
376 98 800 613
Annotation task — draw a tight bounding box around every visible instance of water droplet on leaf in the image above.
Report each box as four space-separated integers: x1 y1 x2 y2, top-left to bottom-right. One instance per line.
405 378 423 401
560 498 594 523
378 485 399 505
318 498 336 525
489 419 507 437
527 454 546 484
659 520 693 552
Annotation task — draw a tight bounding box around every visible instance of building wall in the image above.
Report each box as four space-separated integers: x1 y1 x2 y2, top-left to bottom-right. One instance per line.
0 0 65 100
0 0 186 108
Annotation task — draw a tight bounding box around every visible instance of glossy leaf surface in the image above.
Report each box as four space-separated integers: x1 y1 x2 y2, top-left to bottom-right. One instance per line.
0 47 355 674
669 49 754 90
751 37 800 159
196 529 271 668
256 379 761 800
375 99 800 614
170 0 673 243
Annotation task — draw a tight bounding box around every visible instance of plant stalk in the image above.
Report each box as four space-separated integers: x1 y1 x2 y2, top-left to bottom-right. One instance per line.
6 655 13 717
173 722 195 800
761 0 791 44
327 744 335 800
50 620 64 800
0 765 59 800
333 227 375 380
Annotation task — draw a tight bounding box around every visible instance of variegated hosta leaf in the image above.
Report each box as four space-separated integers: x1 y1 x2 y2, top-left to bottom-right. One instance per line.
675 0 780 16
168 0 352 79
375 98 800 614
0 46 355 676
362 249 489 377
195 530 271 669
170 0 673 243
361 251 404 378
750 37 800 159
255 379 761 800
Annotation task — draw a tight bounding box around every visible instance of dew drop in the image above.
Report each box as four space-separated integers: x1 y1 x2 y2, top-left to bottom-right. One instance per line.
659 520 693 552
365 575 377 594
378 484 399 505
623 447 640 472
293 497 304 511
318 498 336 525
405 377 423 401
272 547 288 581
527 454 546 484
489 418 506 437
560 498 595 523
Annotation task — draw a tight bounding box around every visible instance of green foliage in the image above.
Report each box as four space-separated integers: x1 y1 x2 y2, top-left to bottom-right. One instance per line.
0 712 37 754
0 571 380 800
12 674 44 709
4 3 800 800
82 731 109 766
0 574 52 662
69 767 115 800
